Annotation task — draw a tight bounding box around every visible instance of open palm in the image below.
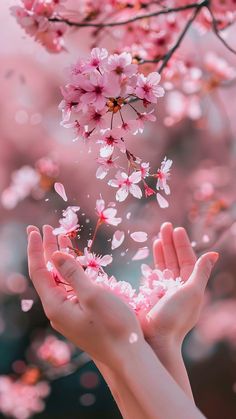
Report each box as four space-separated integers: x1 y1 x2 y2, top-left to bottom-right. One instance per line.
140 222 218 345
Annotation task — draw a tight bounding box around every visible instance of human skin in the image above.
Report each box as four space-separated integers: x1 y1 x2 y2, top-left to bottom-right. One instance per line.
27 224 217 419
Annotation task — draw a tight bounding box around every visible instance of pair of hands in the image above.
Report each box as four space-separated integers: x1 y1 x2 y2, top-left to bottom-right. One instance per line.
27 222 218 371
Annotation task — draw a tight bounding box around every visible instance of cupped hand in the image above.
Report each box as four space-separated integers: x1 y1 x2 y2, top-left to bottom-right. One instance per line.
140 222 219 347
27 225 143 370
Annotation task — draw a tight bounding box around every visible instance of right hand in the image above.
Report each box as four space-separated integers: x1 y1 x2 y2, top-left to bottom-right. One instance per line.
27 225 144 370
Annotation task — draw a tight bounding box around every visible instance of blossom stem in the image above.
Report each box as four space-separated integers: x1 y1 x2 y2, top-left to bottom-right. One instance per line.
89 219 102 251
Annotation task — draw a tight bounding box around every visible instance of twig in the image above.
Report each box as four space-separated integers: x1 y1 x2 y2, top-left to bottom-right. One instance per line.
158 3 204 73
208 7 236 55
49 1 209 29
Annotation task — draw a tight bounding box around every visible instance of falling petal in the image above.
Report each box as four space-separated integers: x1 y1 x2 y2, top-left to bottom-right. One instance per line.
132 247 149 261
21 299 34 312
54 182 68 202
126 212 131 220
156 193 169 208
130 231 148 243
112 230 125 250
202 234 210 243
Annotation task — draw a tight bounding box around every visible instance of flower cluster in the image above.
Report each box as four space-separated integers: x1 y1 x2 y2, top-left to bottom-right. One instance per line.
60 48 172 206
12 1 236 55
0 375 50 419
11 0 66 53
1 157 59 209
50 193 182 314
36 335 72 367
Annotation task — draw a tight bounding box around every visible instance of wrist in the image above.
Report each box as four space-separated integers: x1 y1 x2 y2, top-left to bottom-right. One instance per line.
145 333 183 361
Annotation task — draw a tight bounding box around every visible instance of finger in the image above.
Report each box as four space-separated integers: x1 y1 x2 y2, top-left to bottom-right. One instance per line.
43 225 58 263
186 252 219 292
58 234 72 251
27 225 40 235
160 222 179 277
173 227 197 281
52 251 94 300
28 231 59 299
153 239 166 271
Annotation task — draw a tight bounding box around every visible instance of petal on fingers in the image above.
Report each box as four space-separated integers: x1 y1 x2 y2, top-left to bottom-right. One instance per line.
52 251 94 301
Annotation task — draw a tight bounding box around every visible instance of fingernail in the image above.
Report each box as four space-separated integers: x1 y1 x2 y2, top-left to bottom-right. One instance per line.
209 252 219 266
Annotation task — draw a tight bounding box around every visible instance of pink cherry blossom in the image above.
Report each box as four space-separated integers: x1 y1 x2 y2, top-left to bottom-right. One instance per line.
37 335 72 367
134 72 165 103
156 157 172 195
78 248 112 278
106 52 137 78
53 207 80 236
96 156 119 179
83 47 108 73
108 171 142 202
80 72 120 111
96 199 122 226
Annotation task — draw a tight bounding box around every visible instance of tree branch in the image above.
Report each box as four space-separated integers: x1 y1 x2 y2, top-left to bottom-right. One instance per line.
207 7 236 55
49 1 209 29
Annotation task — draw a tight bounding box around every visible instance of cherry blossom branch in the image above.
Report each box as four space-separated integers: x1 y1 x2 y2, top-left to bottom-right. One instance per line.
158 4 203 74
49 1 209 29
207 7 236 55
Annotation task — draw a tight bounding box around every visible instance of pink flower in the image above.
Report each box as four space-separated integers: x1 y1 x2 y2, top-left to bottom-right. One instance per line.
96 199 122 226
96 156 119 179
98 129 126 157
204 52 236 82
135 72 165 103
106 52 137 78
53 207 80 236
78 248 112 278
80 72 120 111
139 162 150 179
156 157 172 195
134 110 157 134
108 171 142 202
37 335 71 367
83 47 108 72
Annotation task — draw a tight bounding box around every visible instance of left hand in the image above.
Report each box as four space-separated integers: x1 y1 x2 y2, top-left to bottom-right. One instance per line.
139 222 219 348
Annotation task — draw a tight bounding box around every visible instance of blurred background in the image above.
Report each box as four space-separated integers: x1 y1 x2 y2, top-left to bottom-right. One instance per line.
0 1 236 418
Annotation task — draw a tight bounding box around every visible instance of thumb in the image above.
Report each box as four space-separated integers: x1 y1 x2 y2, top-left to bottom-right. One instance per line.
187 252 219 292
52 251 93 299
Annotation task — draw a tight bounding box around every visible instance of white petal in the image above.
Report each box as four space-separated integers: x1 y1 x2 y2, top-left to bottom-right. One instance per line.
96 166 109 179
129 184 142 199
132 247 149 261
156 193 169 208
100 254 113 266
130 231 148 243
116 186 129 202
21 299 34 312
111 230 125 250
54 182 68 202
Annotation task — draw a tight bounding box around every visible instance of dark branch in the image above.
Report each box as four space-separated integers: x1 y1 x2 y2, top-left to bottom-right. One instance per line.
207 7 236 55
49 1 209 29
158 4 203 73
